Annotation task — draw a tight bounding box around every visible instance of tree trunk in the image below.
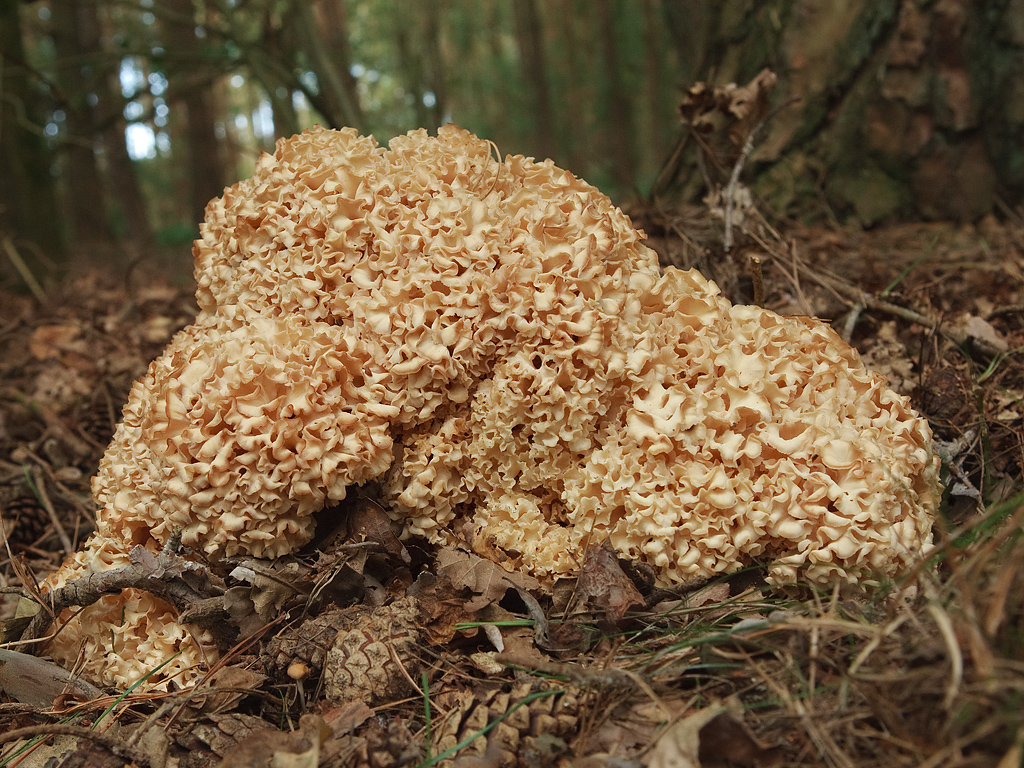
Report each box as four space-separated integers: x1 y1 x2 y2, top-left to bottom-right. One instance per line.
49 0 111 250
595 0 637 195
658 0 1024 223
552 0 591 176
394 22 427 128
419 0 448 129
313 0 365 129
163 0 226 228
513 0 555 161
95 5 153 248
641 0 671 163
0 0 62 260
294 0 364 130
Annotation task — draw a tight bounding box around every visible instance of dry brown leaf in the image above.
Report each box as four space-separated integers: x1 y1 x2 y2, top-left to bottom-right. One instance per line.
963 314 1009 353
347 497 410 564
225 557 309 636
323 700 374 735
28 324 81 360
565 540 645 624
137 284 181 303
647 707 783 768
468 651 505 676
309 561 366 608
413 580 477 644
686 582 732 609
191 665 268 715
216 714 331 768
436 546 542 611
647 707 724 768
678 69 778 173
179 713 276 759
141 315 177 343
696 712 783 768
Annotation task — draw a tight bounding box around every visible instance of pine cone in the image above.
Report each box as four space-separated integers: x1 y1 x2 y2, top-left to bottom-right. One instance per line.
324 597 423 705
266 607 350 678
1 490 49 549
430 681 579 768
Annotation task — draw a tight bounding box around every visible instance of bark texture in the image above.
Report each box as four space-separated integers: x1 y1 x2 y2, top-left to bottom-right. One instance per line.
661 0 1024 223
49 0 110 247
164 0 226 229
0 0 62 258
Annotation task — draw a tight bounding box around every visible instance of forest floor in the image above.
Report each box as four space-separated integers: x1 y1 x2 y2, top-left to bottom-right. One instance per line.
0 208 1022 768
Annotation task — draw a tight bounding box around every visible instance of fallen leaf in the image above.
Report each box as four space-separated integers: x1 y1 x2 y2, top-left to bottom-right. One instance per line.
29 324 81 360
225 557 309 636
436 546 541 611
963 314 1009 352
687 582 732 609
347 497 411 564
141 315 176 343
309 561 366 609
697 712 784 768
678 69 778 176
191 665 268 715
216 714 331 768
407 571 477 643
179 713 275 759
323 700 374 735
223 585 267 639
565 540 645 624
646 707 783 768
469 651 505 676
647 706 725 768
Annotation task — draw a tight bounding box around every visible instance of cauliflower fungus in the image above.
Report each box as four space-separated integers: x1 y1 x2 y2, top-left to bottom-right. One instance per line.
46 125 940 688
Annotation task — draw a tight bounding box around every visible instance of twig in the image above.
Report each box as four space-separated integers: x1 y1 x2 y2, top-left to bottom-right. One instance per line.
723 117 766 252
780 252 1005 354
839 304 865 343
23 537 224 642
0 723 151 766
28 466 73 555
748 254 765 306
1 235 46 302
817 273 966 343
721 97 796 252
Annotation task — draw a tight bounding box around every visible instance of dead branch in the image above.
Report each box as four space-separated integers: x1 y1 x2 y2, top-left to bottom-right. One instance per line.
0 723 151 766
29 465 73 555
749 254 765 306
23 536 225 642
1 235 46 302
723 115 767 252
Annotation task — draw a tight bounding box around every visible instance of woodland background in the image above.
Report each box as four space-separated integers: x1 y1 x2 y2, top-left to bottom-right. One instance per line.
3 0 1024 283
2 2 1024 766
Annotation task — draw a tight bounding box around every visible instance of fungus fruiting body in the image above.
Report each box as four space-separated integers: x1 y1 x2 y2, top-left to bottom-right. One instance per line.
45 126 940 688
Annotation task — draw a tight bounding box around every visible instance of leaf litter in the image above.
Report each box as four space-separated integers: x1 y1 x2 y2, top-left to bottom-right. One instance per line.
1 206 1023 767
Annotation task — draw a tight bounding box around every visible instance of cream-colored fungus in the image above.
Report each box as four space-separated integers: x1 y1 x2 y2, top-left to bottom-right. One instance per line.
45 126 939 689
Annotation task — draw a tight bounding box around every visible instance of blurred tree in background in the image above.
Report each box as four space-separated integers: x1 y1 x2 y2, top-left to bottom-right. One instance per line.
1 0 1023 283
